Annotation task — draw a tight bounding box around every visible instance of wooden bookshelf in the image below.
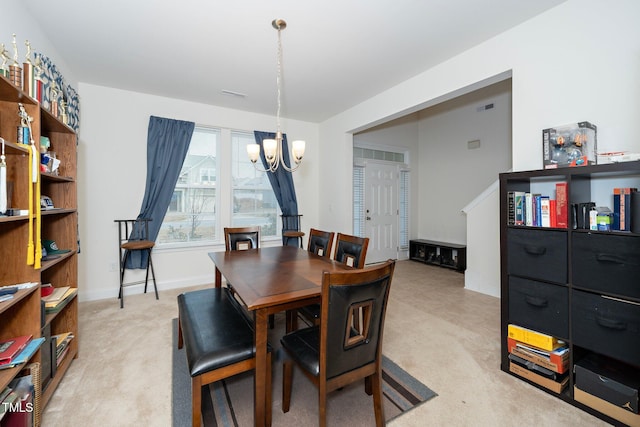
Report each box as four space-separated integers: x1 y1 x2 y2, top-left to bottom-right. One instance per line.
0 74 78 414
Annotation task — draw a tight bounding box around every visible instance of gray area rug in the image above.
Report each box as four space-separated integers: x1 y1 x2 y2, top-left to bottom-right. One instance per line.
172 318 436 426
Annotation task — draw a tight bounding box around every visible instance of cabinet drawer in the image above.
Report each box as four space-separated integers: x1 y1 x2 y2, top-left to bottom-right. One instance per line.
509 277 568 339
572 232 640 300
507 228 567 284
572 290 640 367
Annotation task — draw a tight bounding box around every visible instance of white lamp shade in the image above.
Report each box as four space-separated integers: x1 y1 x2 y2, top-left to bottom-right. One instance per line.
263 139 277 160
246 144 261 162
291 140 305 161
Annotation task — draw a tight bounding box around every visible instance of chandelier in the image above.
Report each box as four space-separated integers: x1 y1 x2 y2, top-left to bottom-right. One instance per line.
247 19 305 173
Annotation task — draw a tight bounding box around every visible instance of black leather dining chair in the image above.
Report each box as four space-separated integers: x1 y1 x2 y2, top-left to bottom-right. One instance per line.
307 228 335 258
223 226 277 329
224 225 260 251
280 260 396 427
297 232 369 327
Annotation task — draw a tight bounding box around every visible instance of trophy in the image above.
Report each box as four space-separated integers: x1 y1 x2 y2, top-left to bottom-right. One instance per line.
17 103 31 145
33 55 43 102
50 82 59 117
0 44 9 78
9 34 22 88
23 40 33 96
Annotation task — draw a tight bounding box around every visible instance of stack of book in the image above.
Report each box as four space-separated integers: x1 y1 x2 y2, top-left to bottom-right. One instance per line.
507 324 570 393
42 286 77 313
507 183 569 228
0 335 45 371
52 332 74 367
613 187 638 231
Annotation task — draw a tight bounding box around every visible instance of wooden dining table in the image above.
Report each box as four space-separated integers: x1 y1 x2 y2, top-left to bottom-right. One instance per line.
208 245 349 427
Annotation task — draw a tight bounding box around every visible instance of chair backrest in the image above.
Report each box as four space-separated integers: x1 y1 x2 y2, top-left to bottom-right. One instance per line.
319 260 396 380
333 233 369 268
281 214 302 233
224 226 260 251
307 228 335 258
115 218 152 244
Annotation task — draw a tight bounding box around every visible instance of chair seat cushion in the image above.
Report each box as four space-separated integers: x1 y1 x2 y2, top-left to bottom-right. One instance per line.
280 326 320 376
178 288 257 377
283 231 305 237
121 240 155 250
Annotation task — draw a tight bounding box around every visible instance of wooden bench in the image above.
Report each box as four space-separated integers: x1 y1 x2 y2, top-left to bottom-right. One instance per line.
177 287 271 427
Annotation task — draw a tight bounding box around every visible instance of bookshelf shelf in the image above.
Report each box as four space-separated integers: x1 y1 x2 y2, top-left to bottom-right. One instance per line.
500 161 640 426
0 73 78 418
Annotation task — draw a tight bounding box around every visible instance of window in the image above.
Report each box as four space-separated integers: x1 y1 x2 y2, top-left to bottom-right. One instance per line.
231 131 279 237
353 165 365 237
157 127 219 245
157 127 280 247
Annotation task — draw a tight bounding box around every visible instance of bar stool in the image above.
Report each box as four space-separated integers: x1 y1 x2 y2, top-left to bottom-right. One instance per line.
281 214 305 248
115 218 158 308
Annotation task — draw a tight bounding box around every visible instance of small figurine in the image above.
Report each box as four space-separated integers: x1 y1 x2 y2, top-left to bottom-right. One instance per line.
24 40 32 66
11 33 19 66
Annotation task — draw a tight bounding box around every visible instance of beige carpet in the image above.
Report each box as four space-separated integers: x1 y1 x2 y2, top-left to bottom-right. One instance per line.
41 260 609 426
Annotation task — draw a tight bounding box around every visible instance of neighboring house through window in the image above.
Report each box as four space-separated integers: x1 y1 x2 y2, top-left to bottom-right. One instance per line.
157 127 279 247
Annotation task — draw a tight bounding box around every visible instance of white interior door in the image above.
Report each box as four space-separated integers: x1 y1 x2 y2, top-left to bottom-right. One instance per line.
365 162 399 263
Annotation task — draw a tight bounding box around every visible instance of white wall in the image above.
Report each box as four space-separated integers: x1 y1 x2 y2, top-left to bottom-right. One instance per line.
77 83 319 301
318 0 640 296
417 80 511 244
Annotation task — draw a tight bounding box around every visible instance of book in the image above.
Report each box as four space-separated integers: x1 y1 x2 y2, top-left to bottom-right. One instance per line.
555 182 568 228
533 194 542 226
507 191 515 225
540 196 551 227
549 199 557 227
45 288 77 313
613 187 637 231
514 192 526 225
0 336 31 366
525 193 533 226
42 286 70 305
0 338 45 370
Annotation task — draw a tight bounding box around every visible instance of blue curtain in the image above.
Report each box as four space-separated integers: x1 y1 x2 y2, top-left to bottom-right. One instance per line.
253 131 299 244
127 116 195 269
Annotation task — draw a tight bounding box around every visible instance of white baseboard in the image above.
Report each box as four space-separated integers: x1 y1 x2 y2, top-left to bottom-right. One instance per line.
78 274 216 302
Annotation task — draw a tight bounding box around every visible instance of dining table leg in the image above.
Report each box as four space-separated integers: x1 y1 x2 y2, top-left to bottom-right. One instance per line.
254 308 269 426
215 267 222 288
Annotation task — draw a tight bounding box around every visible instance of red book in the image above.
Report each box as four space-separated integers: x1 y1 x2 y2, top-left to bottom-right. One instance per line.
0 335 32 365
555 183 568 228
549 199 557 227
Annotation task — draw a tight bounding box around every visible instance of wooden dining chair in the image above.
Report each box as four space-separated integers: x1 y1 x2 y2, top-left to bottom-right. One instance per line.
297 232 369 327
224 226 260 251
307 228 335 258
280 260 396 427
285 228 335 331
223 226 277 328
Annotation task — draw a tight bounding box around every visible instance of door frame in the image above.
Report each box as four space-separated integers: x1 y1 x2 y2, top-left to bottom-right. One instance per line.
353 144 410 263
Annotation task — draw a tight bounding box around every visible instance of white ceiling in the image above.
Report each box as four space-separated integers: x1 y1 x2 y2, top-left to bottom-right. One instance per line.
23 0 565 123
